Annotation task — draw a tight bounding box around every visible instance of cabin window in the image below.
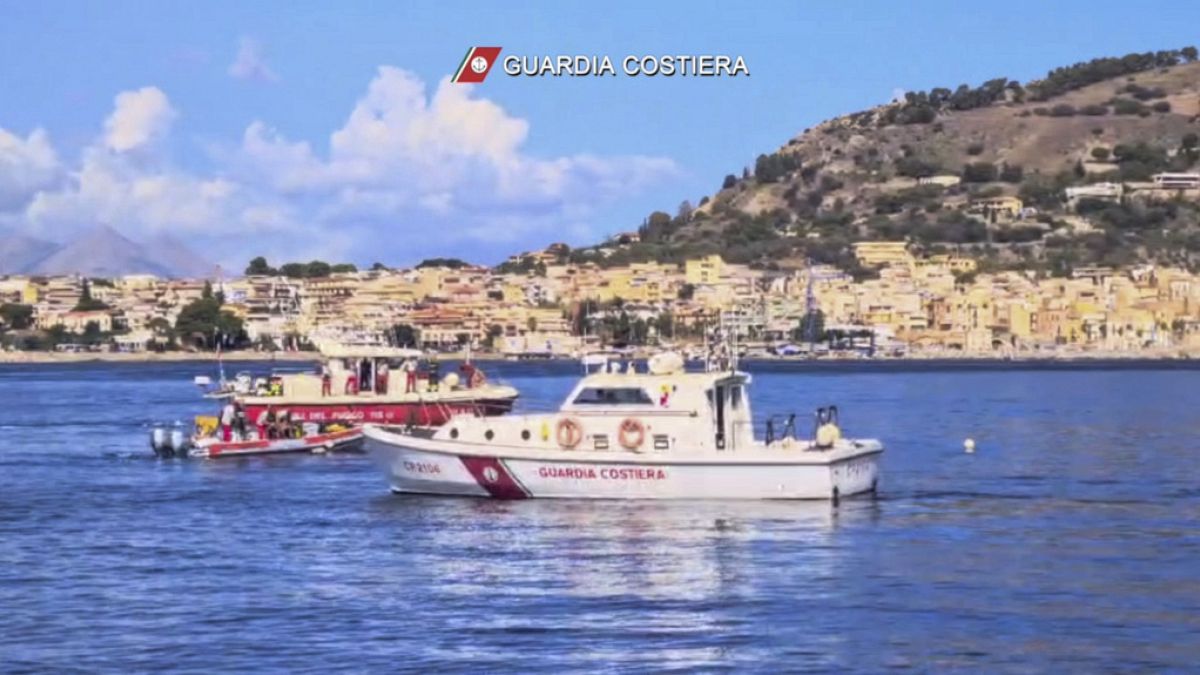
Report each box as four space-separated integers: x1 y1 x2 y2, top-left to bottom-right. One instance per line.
572 387 653 405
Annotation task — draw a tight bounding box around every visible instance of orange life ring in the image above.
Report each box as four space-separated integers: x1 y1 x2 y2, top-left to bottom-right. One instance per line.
556 418 583 449
618 418 645 451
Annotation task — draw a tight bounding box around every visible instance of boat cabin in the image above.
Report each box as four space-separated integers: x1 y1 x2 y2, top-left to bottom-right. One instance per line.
558 361 755 452
428 352 760 454
244 345 487 401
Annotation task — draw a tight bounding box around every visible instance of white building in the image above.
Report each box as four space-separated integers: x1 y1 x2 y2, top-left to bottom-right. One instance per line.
1152 173 1200 189
1066 182 1123 204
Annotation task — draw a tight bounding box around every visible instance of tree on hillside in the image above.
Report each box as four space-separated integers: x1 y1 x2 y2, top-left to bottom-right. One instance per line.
279 262 307 278
484 324 504 349
895 157 940 178
677 200 693 222
794 309 826 344
962 162 998 183
174 296 246 350
73 280 110 312
308 261 333 278
722 174 738 190
81 321 105 346
1183 46 1198 62
0 303 33 330
999 163 1024 183
245 256 276 276
147 317 175 347
416 258 470 269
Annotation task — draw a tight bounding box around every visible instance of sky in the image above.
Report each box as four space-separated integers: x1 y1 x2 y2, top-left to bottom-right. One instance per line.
2 1 1200 270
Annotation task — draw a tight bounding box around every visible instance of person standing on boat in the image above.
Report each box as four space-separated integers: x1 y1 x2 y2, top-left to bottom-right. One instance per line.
256 407 273 439
460 362 478 389
320 362 332 397
274 410 290 440
376 360 390 394
428 355 440 392
220 401 236 442
233 401 248 440
358 358 371 393
403 358 417 393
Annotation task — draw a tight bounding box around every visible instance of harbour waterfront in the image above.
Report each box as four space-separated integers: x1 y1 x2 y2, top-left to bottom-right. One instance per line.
2 361 1199 671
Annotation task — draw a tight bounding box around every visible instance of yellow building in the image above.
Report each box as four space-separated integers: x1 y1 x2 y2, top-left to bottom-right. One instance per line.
0 277 38 304
1007 302 1032 340
685 255 724 285
921 254 977 275
37 310 114 333
852 242 914 269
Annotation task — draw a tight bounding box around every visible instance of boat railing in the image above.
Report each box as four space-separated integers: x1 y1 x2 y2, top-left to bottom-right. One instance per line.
761 414 799 445
760 406 842 445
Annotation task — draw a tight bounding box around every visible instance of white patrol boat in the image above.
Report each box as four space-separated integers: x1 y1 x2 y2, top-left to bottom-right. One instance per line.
365 351 883 501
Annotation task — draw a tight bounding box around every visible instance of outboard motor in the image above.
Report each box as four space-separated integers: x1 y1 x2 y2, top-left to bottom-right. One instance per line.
150 425 169 457
169 422 187 456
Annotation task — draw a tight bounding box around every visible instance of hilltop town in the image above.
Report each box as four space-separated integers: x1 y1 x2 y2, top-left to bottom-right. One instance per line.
583 48 1200 276
1 243 1198 360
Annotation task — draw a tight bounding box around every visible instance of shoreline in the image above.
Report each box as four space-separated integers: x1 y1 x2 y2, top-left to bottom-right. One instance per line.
0 348 1193 365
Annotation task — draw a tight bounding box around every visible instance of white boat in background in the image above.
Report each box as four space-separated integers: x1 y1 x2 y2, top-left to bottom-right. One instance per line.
366 351 883 501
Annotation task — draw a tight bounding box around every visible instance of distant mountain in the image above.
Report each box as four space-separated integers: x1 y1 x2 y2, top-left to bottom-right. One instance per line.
141 233 218 279
0 232 59 274
0 225 218 278
32 225 157 277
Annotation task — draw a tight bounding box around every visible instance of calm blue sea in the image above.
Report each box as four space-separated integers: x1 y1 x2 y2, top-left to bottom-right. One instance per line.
1 359 1198 672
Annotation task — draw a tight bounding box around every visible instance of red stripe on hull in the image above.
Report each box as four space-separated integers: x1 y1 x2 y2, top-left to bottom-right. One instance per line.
459 457 529 499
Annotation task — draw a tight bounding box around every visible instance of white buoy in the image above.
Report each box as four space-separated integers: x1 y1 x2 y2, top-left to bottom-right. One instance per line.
964 438 976 453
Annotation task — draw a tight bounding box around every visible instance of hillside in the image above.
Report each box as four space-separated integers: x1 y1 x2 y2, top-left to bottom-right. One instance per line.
571 47 1200 277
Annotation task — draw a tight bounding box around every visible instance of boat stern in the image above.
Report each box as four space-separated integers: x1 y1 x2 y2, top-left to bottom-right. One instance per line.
826 439 883 500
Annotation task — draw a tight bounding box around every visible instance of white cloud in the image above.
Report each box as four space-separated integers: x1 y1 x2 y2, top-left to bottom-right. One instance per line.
0 128 60 211
238 67 679 225
228 37 278 83
6 67 680 267
103 87 177 152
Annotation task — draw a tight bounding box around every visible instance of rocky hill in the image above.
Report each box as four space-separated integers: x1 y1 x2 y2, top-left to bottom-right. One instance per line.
575 47 1200 277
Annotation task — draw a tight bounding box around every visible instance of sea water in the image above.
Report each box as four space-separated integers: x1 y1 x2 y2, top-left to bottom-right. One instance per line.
1 360 1198 671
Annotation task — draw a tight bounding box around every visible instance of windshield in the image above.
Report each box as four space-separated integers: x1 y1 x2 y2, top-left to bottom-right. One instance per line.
572 387 653 405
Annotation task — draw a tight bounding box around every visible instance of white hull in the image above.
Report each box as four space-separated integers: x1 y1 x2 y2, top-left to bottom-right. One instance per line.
365 427 881 501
